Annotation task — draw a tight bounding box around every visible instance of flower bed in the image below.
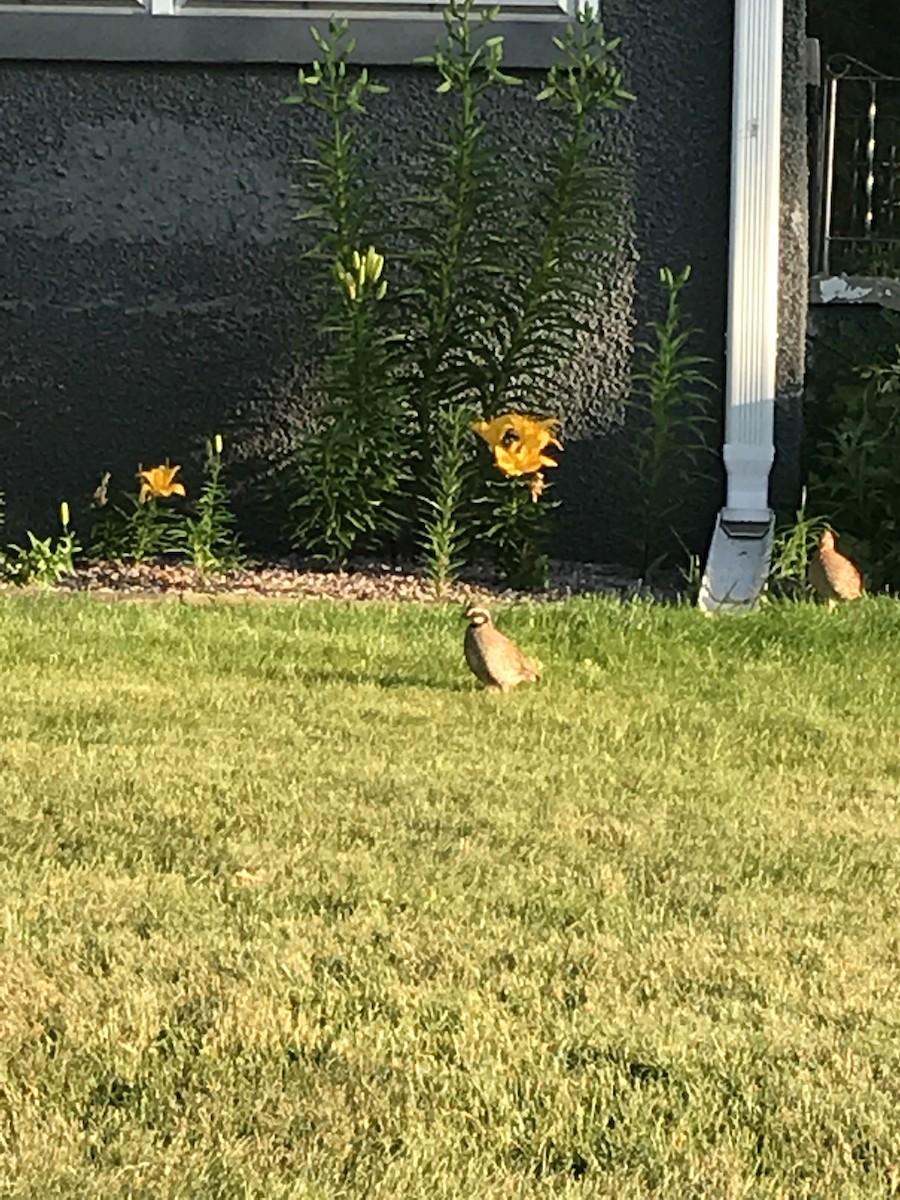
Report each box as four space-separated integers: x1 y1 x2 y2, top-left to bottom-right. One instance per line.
0 556 677 605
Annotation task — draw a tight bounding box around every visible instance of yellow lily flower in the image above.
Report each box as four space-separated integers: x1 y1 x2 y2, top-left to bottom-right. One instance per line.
472 413 562 477
137 462 186 504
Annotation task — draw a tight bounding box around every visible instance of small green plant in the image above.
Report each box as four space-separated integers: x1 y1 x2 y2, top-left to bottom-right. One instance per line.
420 405 475 596
482 7 634 418
181 435 245 574
404 0 523 435
282 35 409 562
678 546 704 604
401 0 527 565
4 501 81 586
286 246 411 561
629 265 716 577
283 20 387 268
89 463 186 564
767 489 830 598
808 349 900 591
476 474 555 590
405 0 630 584
470 413 563 589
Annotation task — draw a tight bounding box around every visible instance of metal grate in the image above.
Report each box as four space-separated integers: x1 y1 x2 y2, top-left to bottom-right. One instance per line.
812 55 900 278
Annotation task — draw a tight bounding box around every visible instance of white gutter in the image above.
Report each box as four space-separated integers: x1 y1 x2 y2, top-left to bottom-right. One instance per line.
699 0 783 611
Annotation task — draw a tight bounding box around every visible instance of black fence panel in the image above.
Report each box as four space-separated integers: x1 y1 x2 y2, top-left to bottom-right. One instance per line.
813 55 900 276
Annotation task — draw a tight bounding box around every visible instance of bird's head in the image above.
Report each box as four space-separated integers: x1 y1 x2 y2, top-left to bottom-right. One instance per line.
819 528 836 552
465 605 492 628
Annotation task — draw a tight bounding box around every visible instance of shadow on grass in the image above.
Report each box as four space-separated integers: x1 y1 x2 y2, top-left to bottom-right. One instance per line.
295 668 472 692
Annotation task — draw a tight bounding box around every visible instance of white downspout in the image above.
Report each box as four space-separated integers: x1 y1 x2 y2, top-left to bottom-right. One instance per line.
699 0 783 610
723 0 783 521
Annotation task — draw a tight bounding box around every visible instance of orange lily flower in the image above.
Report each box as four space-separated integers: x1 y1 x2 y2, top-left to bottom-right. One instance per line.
137 463 186 504
472 413 562 478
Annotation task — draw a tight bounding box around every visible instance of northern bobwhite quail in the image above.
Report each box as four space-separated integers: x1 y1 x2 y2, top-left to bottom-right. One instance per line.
463 606 540 693
807 529 864 607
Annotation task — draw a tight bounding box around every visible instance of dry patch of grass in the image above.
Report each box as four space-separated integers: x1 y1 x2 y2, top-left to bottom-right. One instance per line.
0 595 899 1198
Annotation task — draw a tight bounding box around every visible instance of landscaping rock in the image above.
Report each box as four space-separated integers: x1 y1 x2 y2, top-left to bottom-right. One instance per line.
27 557 683 605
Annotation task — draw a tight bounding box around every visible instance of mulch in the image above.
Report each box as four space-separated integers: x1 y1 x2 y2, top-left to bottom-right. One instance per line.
0 557 682 606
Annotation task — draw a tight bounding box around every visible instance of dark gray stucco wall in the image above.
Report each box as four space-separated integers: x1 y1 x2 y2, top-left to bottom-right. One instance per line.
806 302 900 459
565 0 735 565
0 0 807 563
773 0 811 513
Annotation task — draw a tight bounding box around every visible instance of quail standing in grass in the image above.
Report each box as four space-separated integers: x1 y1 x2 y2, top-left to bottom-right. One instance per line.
807 529 864 608
463 605 540 693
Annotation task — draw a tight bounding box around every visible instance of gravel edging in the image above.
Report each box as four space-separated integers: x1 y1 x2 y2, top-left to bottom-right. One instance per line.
0 557 683 606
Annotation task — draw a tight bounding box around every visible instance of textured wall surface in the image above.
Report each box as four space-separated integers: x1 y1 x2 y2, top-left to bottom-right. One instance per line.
773 0 812 512
806 303 900 454
0 0 807 563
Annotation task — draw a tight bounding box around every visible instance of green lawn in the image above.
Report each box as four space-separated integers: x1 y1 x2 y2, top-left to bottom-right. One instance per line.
1 594 899 1199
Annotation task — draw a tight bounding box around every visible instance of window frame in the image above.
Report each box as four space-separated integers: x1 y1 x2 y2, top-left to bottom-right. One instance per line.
0 6 573 67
